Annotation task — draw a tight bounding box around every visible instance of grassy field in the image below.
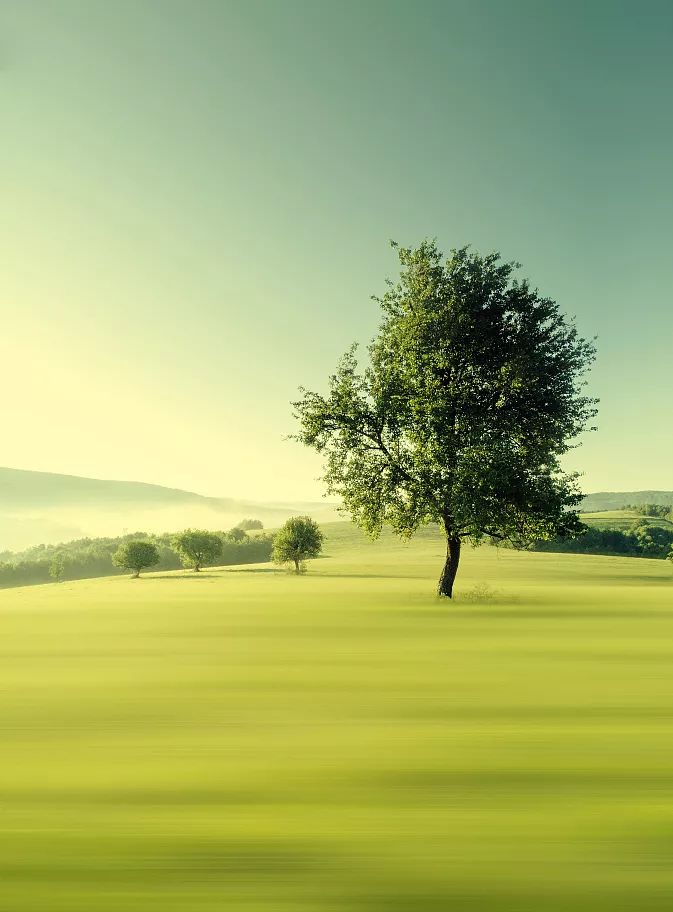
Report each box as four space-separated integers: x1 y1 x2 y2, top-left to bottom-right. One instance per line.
2 522 673 911
583 509 673 530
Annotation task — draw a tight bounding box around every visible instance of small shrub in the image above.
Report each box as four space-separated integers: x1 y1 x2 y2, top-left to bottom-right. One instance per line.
458 582 498 603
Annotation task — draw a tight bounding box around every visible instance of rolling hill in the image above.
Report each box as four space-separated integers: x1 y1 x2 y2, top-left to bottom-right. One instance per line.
0 467 339 551
580 491 673 511
1 466 671 552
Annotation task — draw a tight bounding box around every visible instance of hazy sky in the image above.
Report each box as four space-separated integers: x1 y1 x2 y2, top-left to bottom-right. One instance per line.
3 0 672 501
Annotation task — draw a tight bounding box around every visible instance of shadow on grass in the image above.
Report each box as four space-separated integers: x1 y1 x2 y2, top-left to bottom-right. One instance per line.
148 572 221 580
316 572 430 581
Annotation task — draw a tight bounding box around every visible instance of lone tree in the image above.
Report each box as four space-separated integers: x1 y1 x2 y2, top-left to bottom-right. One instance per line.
112 540 160 578
293 241 597 598
172 529 222 571
272 516 324 574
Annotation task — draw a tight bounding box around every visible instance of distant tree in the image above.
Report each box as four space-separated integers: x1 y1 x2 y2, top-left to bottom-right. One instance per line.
227 526 247 542
272 516 324 574
293 241 597 597
628 523 673 558
49 553 67 583
172 529 222 571
112 540 160 578
626 504 672 519
530 526 640 556
236 519 264 530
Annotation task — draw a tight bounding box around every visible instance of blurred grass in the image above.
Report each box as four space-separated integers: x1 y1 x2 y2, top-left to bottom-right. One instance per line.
1 522 673 910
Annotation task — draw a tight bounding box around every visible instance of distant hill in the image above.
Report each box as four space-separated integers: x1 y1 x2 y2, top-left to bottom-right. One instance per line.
3 469 670 552
580 491 673 512
0 467 339 551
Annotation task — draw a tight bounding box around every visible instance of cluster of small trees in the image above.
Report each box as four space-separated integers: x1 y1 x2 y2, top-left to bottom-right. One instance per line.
112 529 227 577
114 516 325 578
0 517 326 587
1 523 269 588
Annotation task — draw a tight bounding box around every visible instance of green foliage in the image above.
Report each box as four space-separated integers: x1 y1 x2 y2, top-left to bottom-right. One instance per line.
218 532 275 565
0 529 275 590
235 518 264 530
529 526 640 556
530 521 673 559
227 526 247 543
49 553 67 582
272 515 324 573
629 522 673 558
294 240 597 596
172 529 222 571
112 540 160 578
0 558 51 588
623 503 673 520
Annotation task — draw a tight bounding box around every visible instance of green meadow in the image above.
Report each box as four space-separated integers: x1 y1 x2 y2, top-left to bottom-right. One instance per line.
583 510 673 531
2 522 673 911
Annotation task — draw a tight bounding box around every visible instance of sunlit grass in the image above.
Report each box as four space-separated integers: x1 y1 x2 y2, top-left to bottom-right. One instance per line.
1 523 673 910
583 509 673 530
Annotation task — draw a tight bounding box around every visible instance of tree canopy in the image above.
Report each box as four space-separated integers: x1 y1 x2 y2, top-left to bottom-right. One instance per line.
49 553 66 583
112 540 160 578
630 522 673 558
172 529 222 571
0 529 275 590
293 241 597 597
236 518 264 531
272 516 324 574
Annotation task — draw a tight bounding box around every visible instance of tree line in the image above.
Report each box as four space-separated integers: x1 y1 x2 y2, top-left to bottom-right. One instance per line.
528 521 673 560
0 516 325 588
0 525 272 588
621 503 673 521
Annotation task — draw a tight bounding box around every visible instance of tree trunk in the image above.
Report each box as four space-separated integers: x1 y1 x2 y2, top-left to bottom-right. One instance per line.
294 558 300 574
132 570 140 579
437 535 461 598
194 563 201 572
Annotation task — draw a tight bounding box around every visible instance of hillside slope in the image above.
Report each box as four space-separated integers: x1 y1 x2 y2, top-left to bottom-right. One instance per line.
0 467 339 551
580 490 673 511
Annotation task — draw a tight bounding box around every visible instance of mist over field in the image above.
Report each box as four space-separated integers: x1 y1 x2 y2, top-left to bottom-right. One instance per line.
3 465 671 556
0 468 339 551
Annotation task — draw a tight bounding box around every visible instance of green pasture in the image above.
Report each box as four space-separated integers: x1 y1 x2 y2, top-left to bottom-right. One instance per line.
1 522 673 911
583 509 673 530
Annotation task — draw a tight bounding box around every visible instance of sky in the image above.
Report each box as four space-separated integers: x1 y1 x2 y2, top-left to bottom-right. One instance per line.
2 0 672 501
